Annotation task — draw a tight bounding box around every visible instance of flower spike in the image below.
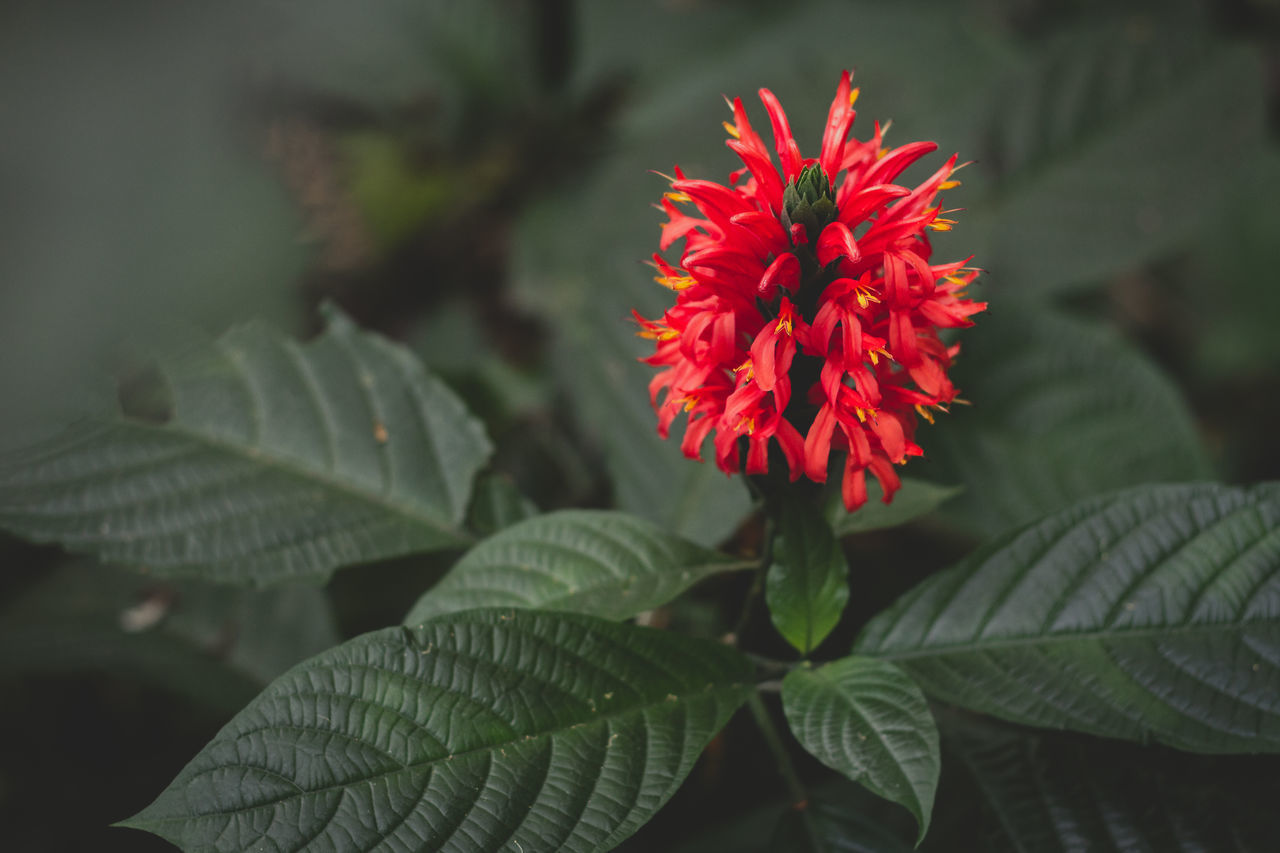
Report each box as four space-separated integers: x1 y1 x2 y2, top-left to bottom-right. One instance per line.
636 72 986 510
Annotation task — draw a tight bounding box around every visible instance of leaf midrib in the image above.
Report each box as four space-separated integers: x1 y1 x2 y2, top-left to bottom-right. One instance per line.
860 616 1277 662
143 416 475 548
128 680 751 828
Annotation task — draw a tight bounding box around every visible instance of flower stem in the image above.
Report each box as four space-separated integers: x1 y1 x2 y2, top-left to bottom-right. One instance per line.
747 690 826 853
730 512 775 641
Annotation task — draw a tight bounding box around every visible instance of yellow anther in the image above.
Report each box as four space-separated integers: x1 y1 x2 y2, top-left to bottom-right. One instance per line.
853 286 880 309
849 87 861 107
775 314 793 335
664 190 692 203
722 121 741 140
636 324 678 341
914 404 936 424
679 394 700 412
734 359 754 381
854 407 868 423
737 415 757 435
868 346 892 365
655 273 696 291
928 218 957 232
939 180 962 190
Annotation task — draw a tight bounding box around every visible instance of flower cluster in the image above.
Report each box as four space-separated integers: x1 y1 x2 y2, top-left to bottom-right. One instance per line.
636 72 985 510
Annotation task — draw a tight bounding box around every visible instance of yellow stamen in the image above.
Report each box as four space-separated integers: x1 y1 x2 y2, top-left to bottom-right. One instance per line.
775 314 793 335
679 394 700 412
914 404 936 424
938 179 962 190
854 285 880 309
636 324 678 341
734 358 754 381
664 190 692 203
722 120 741 140
928 218 957 232
868 346 893 366
854 407 868 423
655 273 696 291
737 415 756 435
849 87 861 107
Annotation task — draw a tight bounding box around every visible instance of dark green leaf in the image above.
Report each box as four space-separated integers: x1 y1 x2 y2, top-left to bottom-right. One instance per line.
925 302 1211 536
965 27 1265 292
827 479 962 537
405 510 749 624
767 504 849 655
938 715 1280 853
783 658 940 844
123 608 754 852
0 561 338 713
466 472 539 536
0 307 492 584
856 483 1280 753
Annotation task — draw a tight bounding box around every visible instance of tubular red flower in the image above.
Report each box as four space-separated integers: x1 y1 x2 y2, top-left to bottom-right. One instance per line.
637 71 986 510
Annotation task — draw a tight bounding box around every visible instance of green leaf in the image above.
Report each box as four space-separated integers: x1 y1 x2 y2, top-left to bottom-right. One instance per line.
466 472 539 536
405 509 748 624
0 561 339 713
783 658 940 845
940 715 1280 853
924 302 1211 537
766 503 849 655
0 307 492 585
855 482 1280 753
965 26 1265 292
827 478 962 537
122 608 754 853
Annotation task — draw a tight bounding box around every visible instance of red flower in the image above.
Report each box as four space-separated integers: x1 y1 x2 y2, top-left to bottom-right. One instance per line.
637 72 985 510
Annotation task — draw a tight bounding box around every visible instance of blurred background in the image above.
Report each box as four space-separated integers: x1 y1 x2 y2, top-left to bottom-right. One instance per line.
2 0 1279 849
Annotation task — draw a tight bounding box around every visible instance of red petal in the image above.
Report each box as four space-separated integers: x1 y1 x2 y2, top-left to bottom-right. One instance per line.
775 418 806 481
757 252 800 299
750 326 778 391
869 412 906 462
841 458 868 511
817 222 860 268
804 404 838 481
819 70 855 180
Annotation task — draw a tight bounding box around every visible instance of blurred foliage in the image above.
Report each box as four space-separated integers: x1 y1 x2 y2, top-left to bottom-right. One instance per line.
3 0 1280 849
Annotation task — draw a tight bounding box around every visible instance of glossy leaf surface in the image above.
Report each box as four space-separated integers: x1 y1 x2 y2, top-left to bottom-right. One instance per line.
783 657 940 843
766 504 849 655
857 483 1280 753
405 510 747 624
124 608 754 852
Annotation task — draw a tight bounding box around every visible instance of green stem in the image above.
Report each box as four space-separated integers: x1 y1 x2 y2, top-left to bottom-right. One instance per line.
747 690 826 853
730 513 776 641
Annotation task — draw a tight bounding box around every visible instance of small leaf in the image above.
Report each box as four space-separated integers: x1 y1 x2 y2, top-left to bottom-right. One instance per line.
122 608 754 853
405 509 748 624
766 503 849 655
466 472 539 536
856 482 1280 753
783 658 940 845
827 478 962 537
0 307 492 584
